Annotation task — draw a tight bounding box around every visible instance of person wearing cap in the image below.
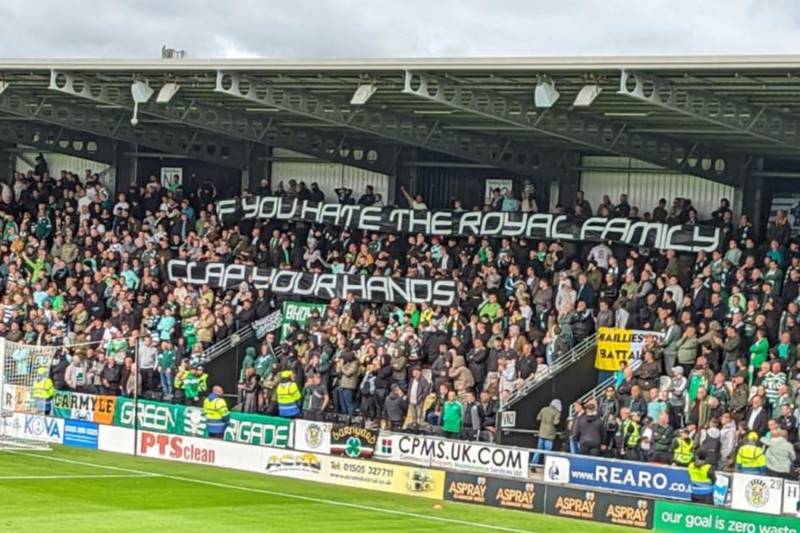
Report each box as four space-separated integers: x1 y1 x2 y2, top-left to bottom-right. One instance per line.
32 366 55 415
735 431 767 474
688 451 716 504
276 369 302 418
203 385 230 439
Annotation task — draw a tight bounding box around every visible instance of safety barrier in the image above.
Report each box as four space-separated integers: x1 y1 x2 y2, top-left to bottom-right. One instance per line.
4 409 799 530
6 381 799 527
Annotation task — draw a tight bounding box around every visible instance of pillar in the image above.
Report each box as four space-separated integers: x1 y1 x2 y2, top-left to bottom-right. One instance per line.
112 141 138 193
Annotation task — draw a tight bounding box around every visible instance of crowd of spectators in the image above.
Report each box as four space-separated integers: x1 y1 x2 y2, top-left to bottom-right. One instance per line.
4 158 799 480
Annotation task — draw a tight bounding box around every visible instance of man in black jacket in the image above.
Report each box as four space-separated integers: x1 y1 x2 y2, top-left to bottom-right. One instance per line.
384 384 407 431
574 401 604 456
466 338 488 391
50 350 70 391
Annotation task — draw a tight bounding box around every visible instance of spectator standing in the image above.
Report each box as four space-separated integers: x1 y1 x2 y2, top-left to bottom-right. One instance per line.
532 399 561 465
204 385 230 439
441 390 463 439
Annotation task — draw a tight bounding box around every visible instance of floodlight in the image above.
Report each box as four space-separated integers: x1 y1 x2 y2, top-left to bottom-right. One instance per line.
573 84 603 107
156 82 180 103
351 84 377 105
131 81 154 103
534 79 560 108
130 81 154 126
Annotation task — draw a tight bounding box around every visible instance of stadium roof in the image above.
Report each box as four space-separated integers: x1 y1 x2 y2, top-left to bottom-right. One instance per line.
2 54 800 182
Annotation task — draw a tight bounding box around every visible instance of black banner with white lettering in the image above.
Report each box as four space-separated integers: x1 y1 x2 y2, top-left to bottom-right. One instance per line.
167 260 457 306
216 196 721 252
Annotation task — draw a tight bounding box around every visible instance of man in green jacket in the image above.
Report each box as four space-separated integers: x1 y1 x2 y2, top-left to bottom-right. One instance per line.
183 366 208 406
441 390 463 439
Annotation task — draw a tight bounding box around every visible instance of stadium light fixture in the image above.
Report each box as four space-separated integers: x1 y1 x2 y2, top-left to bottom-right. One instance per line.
351 83 377 105
156 82 181 103
534 78 559 108
130 80 154 126
573 83 603 107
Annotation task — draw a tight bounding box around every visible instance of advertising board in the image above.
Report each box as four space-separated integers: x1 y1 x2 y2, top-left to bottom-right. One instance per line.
136 430 263 472
731 472 784 516
263 449 445 500
97 424 135 455
63 419 99 449
376 431 530 480
654 500 800 533
544 484 654 530
1 413 64 444
330 424 378 458
785 481 799 517
544 453 691 501
293 419 332 454
444 472 545 513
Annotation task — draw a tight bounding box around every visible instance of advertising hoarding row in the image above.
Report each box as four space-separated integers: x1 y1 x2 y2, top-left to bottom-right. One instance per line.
0 412 98 450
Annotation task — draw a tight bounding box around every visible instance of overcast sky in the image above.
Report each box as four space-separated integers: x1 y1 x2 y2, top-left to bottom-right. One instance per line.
1 0 798 59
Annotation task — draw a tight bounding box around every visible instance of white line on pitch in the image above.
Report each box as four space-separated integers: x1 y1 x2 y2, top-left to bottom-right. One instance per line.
0 473 156 480
16 452 534 533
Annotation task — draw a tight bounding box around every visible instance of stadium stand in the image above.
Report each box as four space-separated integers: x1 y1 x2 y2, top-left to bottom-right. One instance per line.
1 164 797 480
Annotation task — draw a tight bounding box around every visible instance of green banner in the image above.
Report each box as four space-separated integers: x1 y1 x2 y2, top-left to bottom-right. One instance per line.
112 397 206 436
53 391 291 448
224 411 291 448
653 501 799 533
281 301 326 339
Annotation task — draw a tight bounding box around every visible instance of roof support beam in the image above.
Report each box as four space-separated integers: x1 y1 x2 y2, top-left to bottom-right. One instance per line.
0 119 115 163
215 71 558 176
618 70 800 150
402 71 749 186
49 70 397 174
0 91 248 168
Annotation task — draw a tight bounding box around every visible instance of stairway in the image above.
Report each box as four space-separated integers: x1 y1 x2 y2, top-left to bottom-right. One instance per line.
568 358 643 417
495 333 598 447
197 324 286 394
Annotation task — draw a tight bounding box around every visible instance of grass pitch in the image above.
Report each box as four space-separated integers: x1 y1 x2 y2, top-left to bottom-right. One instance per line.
0 446 643 532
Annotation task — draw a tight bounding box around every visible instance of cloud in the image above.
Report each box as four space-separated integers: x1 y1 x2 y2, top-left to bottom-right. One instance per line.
0 0 798 58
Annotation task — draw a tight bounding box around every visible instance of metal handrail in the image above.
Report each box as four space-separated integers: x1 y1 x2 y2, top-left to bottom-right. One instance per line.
501 332 597 409
194 324 255 366
568 358 643 417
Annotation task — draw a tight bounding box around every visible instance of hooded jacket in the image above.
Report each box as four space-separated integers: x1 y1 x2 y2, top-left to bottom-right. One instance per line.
448 355 475 393
537 399 562 440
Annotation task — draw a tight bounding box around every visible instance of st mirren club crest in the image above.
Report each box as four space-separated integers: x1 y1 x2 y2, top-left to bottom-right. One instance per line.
304 423 323 449
745 478 770 509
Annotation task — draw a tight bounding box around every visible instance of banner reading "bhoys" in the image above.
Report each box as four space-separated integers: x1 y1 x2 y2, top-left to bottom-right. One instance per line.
217 196 721 252
167 260 457 306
